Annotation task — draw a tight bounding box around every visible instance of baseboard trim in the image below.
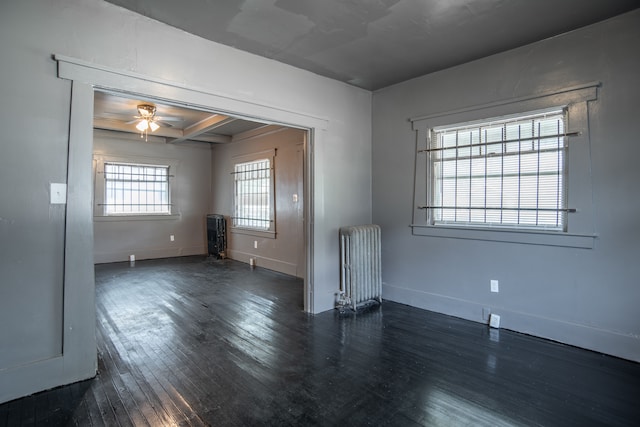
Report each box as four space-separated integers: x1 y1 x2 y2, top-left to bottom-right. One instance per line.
226 249 297 277
383 283 640 363
94 245 205 264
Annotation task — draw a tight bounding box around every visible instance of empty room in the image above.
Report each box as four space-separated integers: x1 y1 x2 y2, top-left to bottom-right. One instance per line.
1 1 639 425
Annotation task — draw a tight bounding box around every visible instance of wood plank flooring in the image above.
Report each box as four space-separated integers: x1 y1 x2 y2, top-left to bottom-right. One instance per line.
1 255 639 426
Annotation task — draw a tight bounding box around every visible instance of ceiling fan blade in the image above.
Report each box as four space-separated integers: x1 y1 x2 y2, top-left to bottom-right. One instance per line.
155 116 184 122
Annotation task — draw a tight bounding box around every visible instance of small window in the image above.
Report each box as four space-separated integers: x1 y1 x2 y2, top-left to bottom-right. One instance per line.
233 157 274 231
103 162 170 215
428 109 568 230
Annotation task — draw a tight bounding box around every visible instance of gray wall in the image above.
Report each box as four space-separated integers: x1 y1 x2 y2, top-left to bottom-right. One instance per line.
93 130 211 263
0 0 371 403
372 10 640 362
211 128 306 277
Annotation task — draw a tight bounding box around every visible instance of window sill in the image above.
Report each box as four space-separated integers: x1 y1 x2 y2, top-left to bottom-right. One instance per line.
410 224 595 249
94 214 180 222
231 227 276 239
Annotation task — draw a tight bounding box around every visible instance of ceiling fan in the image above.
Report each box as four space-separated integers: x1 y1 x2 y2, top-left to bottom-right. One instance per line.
128 103 182 140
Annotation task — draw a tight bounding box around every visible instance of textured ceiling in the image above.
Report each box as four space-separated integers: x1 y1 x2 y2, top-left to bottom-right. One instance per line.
104 0 638 90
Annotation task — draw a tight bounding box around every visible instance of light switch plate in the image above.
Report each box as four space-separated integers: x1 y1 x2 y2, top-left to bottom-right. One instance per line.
490 279 499 293
50 183 67 204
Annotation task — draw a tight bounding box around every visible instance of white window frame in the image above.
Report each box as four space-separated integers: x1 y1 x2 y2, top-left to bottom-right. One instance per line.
231 149 276 237
93 154 179 221
410 83 599 248
428 108 568 231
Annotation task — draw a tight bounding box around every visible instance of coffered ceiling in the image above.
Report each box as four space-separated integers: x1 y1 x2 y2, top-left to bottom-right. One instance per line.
93 91 274 143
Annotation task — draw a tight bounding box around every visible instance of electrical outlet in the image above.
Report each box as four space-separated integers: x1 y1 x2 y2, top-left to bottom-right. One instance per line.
254 240 258 249
170 235 175 242
489 313 501 328
490 280 499 293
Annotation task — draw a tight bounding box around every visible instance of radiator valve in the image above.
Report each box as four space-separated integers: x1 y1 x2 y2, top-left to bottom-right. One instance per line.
336 291 351 309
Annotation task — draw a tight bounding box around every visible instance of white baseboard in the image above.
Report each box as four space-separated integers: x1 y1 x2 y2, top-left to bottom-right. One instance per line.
383 283 640 363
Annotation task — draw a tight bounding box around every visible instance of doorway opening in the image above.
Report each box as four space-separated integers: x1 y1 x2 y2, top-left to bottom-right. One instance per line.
93 88 309 308
92 90 307 283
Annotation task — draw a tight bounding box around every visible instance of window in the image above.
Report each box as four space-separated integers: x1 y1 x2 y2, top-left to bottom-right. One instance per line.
410 83 599 248
232 155 274 232
103 162 170 215
428 109 568 230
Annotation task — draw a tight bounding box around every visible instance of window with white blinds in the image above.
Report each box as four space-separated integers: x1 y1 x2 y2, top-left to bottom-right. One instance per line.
428 109 568 230
233 158 273 231
103 162 170 215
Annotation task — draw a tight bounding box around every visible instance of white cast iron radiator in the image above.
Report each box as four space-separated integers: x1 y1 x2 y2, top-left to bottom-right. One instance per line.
339 224 382 310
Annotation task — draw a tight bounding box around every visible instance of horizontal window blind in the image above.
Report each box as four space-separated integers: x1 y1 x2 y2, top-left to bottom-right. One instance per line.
428 110 568 230
103 163 170 214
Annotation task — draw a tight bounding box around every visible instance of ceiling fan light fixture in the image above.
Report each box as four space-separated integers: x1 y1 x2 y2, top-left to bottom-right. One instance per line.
134 104 160 140
136 119 149 132
137 104 156 117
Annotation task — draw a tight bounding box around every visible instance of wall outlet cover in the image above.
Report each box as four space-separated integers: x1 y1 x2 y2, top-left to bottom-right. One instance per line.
489 313 501 328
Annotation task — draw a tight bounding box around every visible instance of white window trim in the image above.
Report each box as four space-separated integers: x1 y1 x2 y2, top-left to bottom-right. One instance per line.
93 154 180 220
230 149 276 238
410 82 599 249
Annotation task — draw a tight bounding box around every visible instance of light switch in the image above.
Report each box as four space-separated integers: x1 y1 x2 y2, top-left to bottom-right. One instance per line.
50 183 67 204
292 194 298 203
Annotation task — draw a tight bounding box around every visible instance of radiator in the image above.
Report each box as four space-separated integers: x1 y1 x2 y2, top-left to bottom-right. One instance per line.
206 214 226 259
339 224 382 310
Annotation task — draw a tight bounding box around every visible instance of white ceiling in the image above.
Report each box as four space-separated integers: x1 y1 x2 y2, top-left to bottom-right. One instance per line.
104 0 638 91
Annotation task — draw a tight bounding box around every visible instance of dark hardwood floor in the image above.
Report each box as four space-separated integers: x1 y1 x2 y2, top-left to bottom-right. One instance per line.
1 255 639 426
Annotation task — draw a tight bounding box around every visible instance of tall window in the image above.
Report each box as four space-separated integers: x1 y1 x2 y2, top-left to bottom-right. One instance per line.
103 162 170 215
428 109 568 230
233 158 273 230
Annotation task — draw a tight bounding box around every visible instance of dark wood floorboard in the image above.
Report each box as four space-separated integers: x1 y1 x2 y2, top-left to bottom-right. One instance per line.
1 255 639 426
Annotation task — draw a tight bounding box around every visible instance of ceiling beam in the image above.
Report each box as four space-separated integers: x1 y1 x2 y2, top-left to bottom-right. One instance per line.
167 114 237 144
232 124 287 143
93 119 184 138
94 118 232 143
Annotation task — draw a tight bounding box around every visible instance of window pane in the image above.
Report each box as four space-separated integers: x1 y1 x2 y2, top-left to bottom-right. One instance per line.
104 163 170 215
430 110 566 230
233 158 271 230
